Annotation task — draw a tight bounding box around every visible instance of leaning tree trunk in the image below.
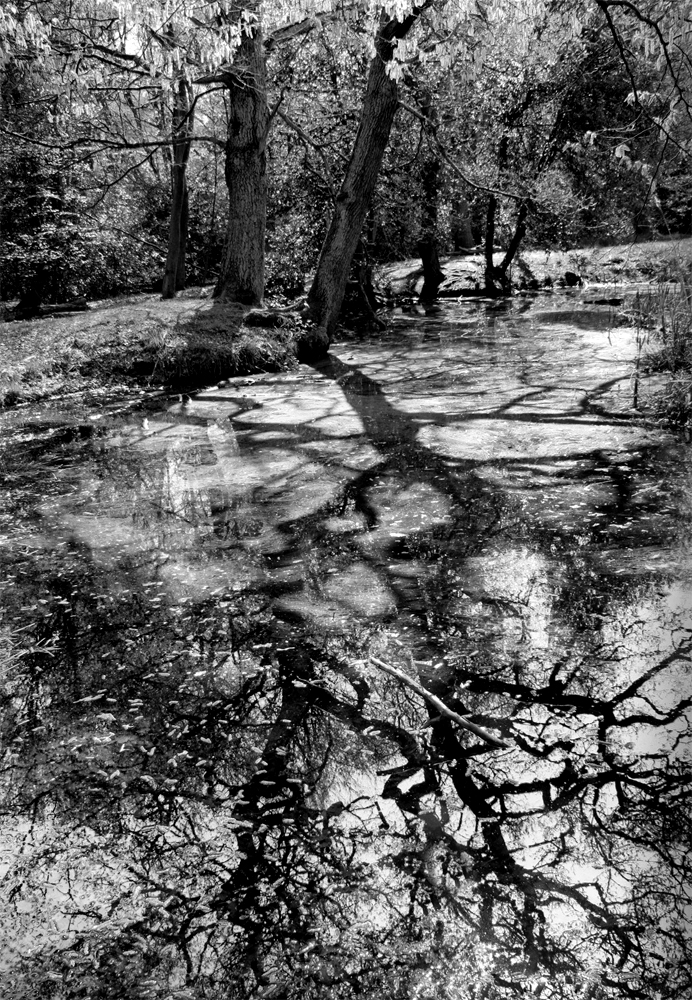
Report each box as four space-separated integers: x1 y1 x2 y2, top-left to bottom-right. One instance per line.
497 200 529 281
162 77 194 300
213 22 268 305
484 195 529 296
417 89 444 308
307 2 432 346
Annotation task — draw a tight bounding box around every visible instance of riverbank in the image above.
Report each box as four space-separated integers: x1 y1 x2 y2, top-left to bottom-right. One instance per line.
380 236 692 298
0 293 304 408
2 237 691 410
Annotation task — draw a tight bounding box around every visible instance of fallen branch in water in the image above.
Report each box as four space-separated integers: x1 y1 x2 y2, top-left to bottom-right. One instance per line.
369 656 511 749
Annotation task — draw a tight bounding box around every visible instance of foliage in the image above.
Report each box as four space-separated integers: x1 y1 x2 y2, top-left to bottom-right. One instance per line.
2 0 691 303
265 216 320 300
1 210 162 302
630 271 692 423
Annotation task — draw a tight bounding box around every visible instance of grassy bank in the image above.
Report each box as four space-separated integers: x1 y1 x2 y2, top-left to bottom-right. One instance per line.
0 292 301 408
629 273 692 426
520 236 692 285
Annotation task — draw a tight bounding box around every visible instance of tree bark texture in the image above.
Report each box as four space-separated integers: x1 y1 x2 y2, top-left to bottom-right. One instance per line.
175 182 189 291
213 23 268 306
484 197 530 295
162 77 194 299
484 193 498 293
307 3 432 343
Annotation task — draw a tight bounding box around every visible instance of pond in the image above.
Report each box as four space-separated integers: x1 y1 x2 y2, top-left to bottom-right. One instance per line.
1 291 691 999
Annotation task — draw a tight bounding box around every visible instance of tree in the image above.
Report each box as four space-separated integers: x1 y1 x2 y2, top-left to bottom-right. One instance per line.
161 75 195 298
1 0 268 303
592 0 692 233
208 4 269 305
307 2 435 344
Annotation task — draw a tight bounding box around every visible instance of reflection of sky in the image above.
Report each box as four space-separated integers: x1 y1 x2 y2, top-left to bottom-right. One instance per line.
602 582 692 761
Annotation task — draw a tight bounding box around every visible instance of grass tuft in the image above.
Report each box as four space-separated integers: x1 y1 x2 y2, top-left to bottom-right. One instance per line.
630 267 692 424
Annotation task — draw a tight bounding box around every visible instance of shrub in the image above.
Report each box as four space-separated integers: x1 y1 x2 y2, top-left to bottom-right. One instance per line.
265 216 321 301
0 213 164 302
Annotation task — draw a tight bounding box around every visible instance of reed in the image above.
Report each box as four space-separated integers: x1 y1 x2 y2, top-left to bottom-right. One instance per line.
631 268 692 425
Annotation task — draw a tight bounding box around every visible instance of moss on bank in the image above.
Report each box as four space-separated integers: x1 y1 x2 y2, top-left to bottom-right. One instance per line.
0 292 305 408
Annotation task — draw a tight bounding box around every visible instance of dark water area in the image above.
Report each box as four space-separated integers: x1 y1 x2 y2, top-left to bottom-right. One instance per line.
1 292 691 998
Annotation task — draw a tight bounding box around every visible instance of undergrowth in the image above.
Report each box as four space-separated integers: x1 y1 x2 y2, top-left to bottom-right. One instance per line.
631 270 692 425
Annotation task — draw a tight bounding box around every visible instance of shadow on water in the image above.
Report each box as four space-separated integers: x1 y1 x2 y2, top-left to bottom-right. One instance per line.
1 292 691 998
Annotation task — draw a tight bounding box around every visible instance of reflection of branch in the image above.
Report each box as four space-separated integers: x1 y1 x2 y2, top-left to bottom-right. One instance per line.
369 657 510 749
612 639 692 707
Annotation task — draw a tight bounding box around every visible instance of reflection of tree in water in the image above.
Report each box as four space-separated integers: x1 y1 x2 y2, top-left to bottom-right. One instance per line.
0 368 691 1000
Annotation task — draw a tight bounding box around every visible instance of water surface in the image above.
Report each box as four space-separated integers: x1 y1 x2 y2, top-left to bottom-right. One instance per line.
1 292 690 998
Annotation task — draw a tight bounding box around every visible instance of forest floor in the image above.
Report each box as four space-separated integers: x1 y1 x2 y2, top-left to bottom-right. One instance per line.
1 236 691 409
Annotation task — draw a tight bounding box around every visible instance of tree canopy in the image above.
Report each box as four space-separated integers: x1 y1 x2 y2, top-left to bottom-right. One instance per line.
1 0 690 310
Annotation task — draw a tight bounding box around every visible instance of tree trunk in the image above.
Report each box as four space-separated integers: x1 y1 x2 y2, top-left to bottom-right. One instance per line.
498 200 529 277
484 193 499 294
213 23 268 306
450 196 475 250
161 160 188 299
483 131 524 296
484 196 529 296
307 3 432 346
162 78 194 300
417 90 444 307
176 182 189 291
418 237 445 307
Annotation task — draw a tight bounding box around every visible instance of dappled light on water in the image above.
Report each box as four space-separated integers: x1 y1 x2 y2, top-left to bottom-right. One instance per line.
1 292 691 998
